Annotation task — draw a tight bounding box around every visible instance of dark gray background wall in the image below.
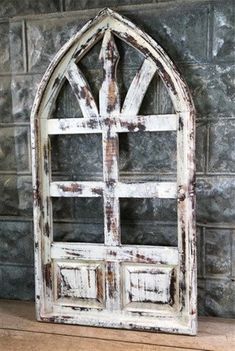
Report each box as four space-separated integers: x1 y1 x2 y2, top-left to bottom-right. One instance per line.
0 0 234 318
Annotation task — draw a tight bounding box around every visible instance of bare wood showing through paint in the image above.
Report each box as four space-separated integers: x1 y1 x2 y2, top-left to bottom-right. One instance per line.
47 114 178 134
31 8 196 335
66 61 99 119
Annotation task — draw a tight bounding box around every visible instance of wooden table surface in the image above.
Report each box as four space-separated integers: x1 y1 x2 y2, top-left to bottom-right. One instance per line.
0 299 234 351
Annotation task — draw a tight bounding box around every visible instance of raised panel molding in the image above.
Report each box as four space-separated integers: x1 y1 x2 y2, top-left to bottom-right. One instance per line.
54 260 105 309
122 264 177 313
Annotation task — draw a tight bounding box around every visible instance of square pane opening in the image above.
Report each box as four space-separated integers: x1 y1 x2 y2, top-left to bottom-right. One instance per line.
120 197 177 246
119 131 177 181
50 133 103 181
53 197 104 243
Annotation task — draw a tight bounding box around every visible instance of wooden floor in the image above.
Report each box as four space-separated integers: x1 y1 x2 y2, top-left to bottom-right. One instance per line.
0 300 234 351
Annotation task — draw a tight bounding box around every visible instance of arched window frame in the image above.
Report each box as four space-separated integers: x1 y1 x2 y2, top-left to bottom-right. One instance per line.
31 8 196 335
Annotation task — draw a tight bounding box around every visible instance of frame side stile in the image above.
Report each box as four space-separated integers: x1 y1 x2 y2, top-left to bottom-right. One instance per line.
188 104 197 334
31 115 42 320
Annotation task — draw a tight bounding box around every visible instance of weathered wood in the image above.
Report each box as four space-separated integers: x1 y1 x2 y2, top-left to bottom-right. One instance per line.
51 243 178 265
50 181 104 197
50 181 177 198
47 114 177 135
100 30 120 249
122 58 157 115
177 110 196 328
66 61 99 119
116 182 177 198
99 30 120 117
122 264 176 312
31 8 196 335
54 261 105 309
0 331 197 351
1 300 235 351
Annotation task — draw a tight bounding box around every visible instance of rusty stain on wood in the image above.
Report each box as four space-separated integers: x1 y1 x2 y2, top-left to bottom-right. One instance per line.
31 7 196 335
66 62 99 118
44 263 52 289
58 183 82 193
47 114 177 135
107 262 117 299
104 136 118 175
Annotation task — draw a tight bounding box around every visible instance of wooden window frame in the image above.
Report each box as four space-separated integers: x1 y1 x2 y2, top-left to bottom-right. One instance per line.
31 8 196 334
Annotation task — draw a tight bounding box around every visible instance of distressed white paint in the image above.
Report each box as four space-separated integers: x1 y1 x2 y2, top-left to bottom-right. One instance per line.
116 181 177 198
49 181 176 198
66 61 99 119
122 58 157 115
100 30 121 251
47 114 177 135
31 8 196 335
54 261 104 308
123 264 176 311
50 181 104 197
51 243 179 266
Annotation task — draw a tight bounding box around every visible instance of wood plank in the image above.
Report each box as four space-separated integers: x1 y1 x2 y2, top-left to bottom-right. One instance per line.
0 300 234 351
99 30 120 118
47 117 102 134
177 110 196 329
99 30 120 249
116 182 177 198
34 109 54 317
50 181 177 199
0 329 195 351
121 58 157 115
51 243 178 265
50 181 104 197
66 60 99 118
47 114 177 135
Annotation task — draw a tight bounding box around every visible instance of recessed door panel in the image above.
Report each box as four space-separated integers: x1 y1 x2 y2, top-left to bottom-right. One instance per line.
122 264 177 312
54 260 105 309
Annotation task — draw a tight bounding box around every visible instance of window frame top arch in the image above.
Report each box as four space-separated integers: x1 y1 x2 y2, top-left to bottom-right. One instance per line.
31 7 195 120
